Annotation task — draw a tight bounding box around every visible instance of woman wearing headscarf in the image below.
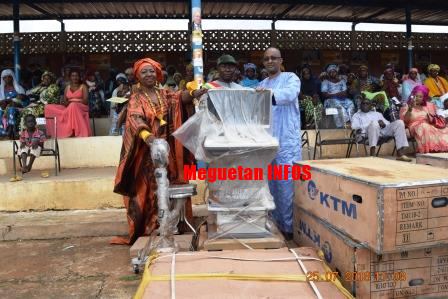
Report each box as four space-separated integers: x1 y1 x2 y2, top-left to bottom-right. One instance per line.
0 69 26 138
260 68 269 81
380 66 402 122
357 65 380 93
402 68 421 103
400 85 448 153
298 65 322 128
381 66 401 101
111 58 206 245
23 71 60 121
240 63 259 88
424 64 448 109
321 64 355 128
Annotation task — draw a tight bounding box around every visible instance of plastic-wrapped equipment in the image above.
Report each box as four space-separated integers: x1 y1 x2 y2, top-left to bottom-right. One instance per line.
173 89 281 241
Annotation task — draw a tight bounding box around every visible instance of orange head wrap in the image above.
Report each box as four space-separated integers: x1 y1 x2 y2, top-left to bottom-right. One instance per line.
133 58 164 83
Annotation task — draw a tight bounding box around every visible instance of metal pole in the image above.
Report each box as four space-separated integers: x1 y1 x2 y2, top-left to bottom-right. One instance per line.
405 6 413 70
271 20 277 47
351 22 357 51
13 0 21 83
191 0 204 88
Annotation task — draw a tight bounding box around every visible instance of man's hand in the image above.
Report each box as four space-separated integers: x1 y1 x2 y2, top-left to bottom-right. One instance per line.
378 120 386 129
255 87 266 92
192 88 208 98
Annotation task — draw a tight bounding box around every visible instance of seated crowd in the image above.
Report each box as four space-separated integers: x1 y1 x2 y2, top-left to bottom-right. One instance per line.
1 60 447 159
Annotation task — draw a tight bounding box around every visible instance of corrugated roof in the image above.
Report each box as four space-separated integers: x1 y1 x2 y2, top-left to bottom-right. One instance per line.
0 1 448 25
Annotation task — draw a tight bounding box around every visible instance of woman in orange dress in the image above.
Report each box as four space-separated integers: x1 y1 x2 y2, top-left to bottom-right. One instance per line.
400 85 448 153
111 58 206 245
44 69 92 138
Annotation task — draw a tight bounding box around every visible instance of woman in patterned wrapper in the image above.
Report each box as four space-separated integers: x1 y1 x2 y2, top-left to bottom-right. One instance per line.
400 85 448 153
321 64 355 128
111 57 207 245
21 71 60 129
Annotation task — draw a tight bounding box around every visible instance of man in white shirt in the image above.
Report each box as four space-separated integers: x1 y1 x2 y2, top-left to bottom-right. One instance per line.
351 98 412 162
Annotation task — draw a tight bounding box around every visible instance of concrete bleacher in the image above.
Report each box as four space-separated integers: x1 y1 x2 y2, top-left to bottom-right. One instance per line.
0 129 399 208
0 129 398 240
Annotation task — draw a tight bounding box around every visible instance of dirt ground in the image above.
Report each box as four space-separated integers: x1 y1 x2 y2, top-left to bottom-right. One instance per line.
0 237 140 299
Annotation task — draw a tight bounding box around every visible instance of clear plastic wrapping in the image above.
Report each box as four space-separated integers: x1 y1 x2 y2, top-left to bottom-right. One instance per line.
150 139 183 252
173 89 281 242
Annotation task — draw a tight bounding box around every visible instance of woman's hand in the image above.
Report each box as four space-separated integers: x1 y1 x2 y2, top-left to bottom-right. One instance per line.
144 135 156 147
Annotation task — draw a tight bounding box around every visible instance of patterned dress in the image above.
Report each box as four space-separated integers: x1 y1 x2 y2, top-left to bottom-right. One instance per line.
112 88 190 245
400 102 448 153
321 79 355 128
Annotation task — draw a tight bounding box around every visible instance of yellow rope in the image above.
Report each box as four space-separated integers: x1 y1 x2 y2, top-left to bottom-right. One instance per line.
134 252 355 299
317 250 355 299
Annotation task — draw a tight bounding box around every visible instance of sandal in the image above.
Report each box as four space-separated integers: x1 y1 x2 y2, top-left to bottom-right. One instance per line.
41 171 50 178
396 155 412 162
9 175 23 182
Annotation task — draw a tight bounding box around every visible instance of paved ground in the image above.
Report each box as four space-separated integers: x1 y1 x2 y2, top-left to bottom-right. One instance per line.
0 237 140 299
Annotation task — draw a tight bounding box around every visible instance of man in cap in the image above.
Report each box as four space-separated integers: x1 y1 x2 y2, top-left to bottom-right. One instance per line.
212 54 243 89
186 54 244 102
257 47 301 240
352 97 411 161
424 64 448 109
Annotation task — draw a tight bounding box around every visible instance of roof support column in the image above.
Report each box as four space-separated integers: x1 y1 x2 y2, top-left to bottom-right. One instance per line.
351 22 358 51
405 5 413 70
13 0 21 82
271 20 277 47
59 19 66 53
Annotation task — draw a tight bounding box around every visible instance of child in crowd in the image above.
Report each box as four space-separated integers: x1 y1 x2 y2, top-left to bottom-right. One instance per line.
18 114 45 173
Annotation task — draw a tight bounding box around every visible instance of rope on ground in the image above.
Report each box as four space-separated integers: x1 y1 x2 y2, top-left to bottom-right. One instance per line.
290 248 323 299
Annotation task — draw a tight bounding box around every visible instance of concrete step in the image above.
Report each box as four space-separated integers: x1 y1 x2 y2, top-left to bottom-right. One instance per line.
0 209 128 241
0 167 122 211
0 166 206 211
0 204 207 241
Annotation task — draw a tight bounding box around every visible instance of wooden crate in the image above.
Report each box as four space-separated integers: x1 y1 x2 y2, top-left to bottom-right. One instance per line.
294 205 448 299
200 224 285 251
130 234 194 258
136 247 352 299
416 153 448 169
294 157 448 253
